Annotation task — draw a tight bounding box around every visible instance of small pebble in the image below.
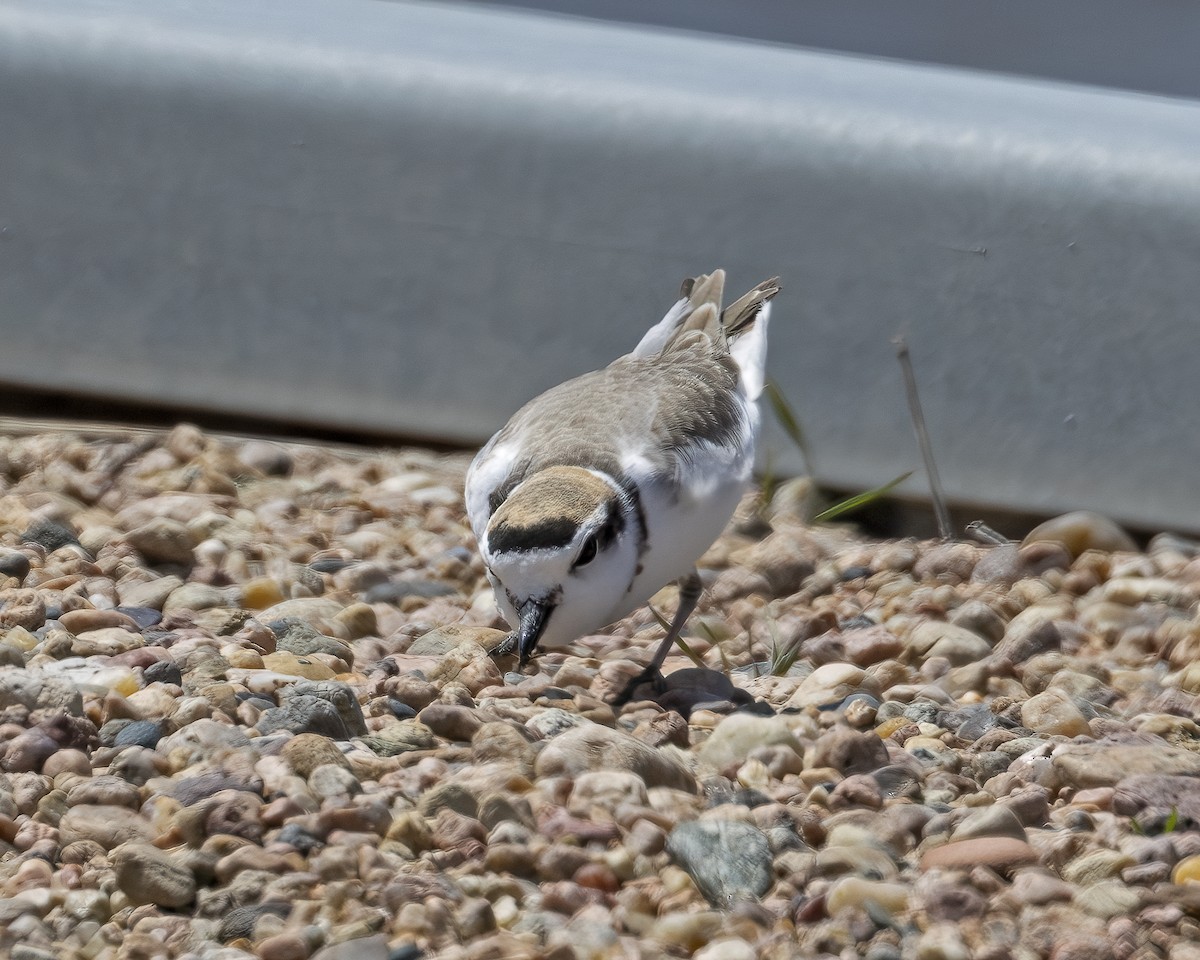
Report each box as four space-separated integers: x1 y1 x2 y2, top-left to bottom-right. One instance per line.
1173 855 1200 885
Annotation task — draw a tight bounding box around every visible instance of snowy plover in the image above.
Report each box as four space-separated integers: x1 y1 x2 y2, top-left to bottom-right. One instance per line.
465 270 781 701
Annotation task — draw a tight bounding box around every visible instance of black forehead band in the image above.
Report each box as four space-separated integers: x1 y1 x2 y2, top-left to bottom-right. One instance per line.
488 515 579 554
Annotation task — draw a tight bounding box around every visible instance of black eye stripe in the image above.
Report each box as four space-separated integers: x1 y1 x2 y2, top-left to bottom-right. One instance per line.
571 507 624 571
597 508 622 548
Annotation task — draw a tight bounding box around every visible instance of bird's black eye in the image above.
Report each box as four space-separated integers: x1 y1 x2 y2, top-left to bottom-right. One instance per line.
575 535 598 568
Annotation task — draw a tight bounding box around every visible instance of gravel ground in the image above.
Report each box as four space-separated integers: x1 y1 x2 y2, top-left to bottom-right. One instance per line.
1 424 1199 960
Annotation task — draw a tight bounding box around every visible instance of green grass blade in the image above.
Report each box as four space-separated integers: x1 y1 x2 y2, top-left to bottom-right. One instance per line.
766 614 804 676
764 378 815 474
756 449 779 518
674 637 707 669
646 603 706 668
813 472 913 523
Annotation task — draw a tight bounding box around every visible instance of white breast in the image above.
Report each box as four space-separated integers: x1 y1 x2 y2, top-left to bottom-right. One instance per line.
615 403 758 618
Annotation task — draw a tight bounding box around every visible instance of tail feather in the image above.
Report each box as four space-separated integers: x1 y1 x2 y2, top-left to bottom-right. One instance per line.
672 270 726 342
632 269 782 367
722 277 782 339
729 298 772 401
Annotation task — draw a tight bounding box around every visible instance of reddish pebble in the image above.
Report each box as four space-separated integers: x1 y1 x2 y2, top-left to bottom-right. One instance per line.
920 837 1038 876
573 862 621 893
255 932 309 960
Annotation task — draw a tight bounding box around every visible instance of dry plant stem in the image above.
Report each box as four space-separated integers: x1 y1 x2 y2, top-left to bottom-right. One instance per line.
893 336 952 540
965 520 1013 545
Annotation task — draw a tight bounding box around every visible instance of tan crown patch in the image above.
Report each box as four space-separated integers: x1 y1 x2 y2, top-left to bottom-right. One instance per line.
486 466 616 554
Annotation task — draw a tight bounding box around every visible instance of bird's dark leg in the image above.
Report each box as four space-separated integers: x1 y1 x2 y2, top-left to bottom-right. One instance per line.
612 569 702 707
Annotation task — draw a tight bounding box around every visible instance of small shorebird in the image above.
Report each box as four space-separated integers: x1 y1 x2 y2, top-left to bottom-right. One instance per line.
465 270 781 702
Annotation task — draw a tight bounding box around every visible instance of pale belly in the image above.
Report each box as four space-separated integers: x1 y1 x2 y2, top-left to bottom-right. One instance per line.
613 471 749 620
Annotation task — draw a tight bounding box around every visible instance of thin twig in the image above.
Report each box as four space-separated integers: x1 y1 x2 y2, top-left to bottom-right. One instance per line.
893 336 952 540
964 520 1012 545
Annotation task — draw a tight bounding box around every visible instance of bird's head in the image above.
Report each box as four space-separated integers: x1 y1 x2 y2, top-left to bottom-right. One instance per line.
480 465 641 665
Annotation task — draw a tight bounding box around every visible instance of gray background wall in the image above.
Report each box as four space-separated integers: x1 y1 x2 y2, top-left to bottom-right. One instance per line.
2 0 1198 533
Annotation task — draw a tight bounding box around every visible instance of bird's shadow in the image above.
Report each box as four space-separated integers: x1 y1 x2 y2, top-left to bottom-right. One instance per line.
617 666 774 719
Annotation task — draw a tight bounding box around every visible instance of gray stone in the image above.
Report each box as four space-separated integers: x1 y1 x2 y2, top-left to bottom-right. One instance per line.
535 724 695 792
809 725 890 776
66 775 141 809
1112 774 1200 828
525 708 587 739
666 820 773 906
360 721 436 757
124 517 197 566
968 543 1022 586
112 842 196 907
142 658 183 686
0 644 23 668
951 804 1027 842
418 703 483 742
59 804 155 849
21 519 80 553
971 751 1012 783
1053 736 1200 788
418 781 480 819
273 620 354 667
0 550 31 584
287 680 367 737
162 582 230 614
943 704 1004 742
907 620 992 665
158 718 252 759
478 792 534 830
257 695 350 740
0 589 46 631
119 576 185 611
696 713 801 772
406 625 483 655
97 715 135 744
0 668 83 715
1 726 59 772
112 719 166 750
307 763 362 800
995 618 1064 663
871 765 923 800
311 935 389 960
948 600 1007 644
217 902 292 942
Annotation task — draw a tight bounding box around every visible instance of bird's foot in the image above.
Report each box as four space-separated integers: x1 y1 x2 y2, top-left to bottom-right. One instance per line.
610 664 668 708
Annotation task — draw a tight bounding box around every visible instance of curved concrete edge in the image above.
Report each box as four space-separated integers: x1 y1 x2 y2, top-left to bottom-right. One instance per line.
459 0 1200 102
2 0 1199 532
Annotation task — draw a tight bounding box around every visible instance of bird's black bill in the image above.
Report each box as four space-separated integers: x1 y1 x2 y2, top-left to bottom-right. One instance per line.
516 599 554 667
